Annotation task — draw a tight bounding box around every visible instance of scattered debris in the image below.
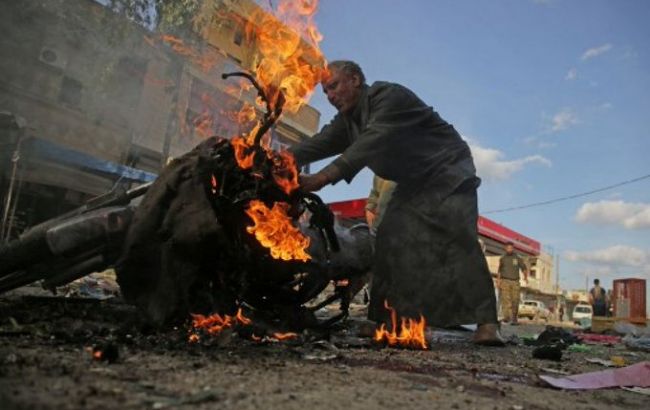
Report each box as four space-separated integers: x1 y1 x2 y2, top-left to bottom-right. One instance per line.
622 387 650 396
613 322 648 337
567 344 591 353
623 335 650 352
540 367 570 375
66 271 120 300
586 358 616 367
540 361 650 390
535 326 581 347
610 356 627 367
532 345 563 361
577 333 621 345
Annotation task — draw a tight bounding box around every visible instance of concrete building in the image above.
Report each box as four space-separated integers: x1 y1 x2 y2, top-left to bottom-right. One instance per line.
0 0 320 239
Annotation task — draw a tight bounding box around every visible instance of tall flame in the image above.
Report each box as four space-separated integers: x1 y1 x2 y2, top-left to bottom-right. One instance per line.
245 200 311 262
245 0 327 112
374 301 428 350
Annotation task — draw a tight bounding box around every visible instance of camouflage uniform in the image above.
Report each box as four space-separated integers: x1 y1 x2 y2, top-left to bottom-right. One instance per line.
498 279 520 322
498 253 527 322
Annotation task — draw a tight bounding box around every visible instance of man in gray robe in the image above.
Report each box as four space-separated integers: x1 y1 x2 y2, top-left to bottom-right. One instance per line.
291 60 503 344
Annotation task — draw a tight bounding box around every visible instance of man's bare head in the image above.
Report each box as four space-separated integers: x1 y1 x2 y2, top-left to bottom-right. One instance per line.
322 60 366 114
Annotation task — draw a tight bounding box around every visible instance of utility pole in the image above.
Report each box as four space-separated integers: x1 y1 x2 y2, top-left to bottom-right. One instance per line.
555 253 560 321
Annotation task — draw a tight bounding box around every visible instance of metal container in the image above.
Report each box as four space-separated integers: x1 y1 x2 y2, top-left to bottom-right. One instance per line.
612 278 647 321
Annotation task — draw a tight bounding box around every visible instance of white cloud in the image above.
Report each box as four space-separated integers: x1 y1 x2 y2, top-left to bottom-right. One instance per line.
523 136 557 149
565 68 577 80
467 140 551 181
550 108 579 132
576 200 650 230
581 43 613 61
565 245 650 267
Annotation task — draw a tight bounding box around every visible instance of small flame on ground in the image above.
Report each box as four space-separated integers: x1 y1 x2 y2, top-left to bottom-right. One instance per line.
272 332 298 341
374 300 428 350
245 200 311 262
189 308 252 340
188 309 299 344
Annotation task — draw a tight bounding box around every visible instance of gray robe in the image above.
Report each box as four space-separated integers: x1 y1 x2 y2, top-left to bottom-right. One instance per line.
291 82 497 326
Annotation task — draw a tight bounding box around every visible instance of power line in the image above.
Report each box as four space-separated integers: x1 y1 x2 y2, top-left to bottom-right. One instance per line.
482 173 650 214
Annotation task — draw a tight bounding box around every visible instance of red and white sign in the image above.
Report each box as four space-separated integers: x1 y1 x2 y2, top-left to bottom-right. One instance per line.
328 198 540 255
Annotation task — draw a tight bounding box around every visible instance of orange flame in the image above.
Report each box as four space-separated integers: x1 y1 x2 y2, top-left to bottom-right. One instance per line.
269 149 300 195
272 332 298 341
245 0 327 113
245 200 311 262
210 174 218 194
231 136 256 169
189 308 252 339
374 301 428 350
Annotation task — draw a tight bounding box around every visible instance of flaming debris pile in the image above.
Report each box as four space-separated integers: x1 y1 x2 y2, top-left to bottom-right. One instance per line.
0 0 372 342
113 0 365 331
188 308 299 344
374 301 428 350
245 200 311 262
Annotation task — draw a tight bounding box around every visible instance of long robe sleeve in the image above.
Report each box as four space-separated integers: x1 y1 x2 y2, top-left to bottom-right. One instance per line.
289 114 349 168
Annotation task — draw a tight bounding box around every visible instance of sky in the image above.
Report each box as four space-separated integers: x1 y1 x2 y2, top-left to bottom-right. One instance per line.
303 0 650 295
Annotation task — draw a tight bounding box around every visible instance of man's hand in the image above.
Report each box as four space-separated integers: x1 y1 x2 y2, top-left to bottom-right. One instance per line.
299 172 330 192
365 209 376 227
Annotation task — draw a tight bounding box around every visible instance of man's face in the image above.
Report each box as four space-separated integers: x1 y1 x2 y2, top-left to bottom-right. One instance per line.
505 245 514 254
322 67 362 114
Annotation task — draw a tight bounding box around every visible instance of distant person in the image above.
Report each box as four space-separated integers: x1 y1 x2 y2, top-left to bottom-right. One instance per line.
365 175 396 234
559 305 565 322
497 241 529 325
589 279 608 317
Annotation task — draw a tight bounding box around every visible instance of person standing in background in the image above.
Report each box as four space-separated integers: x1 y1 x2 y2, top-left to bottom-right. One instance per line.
589 279 608 317
497 242 529 325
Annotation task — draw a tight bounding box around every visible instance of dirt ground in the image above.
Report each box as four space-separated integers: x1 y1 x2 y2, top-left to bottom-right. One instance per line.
1 286 648 410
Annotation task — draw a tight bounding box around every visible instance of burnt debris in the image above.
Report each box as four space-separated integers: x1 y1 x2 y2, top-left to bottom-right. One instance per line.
0 71 373 331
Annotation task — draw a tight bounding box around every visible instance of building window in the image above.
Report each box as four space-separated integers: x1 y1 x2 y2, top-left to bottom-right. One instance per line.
58 76 83 107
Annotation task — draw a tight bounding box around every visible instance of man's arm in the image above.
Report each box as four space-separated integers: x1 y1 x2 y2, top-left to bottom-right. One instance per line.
330 85 417 183
518 256 529 282
290 114 349 168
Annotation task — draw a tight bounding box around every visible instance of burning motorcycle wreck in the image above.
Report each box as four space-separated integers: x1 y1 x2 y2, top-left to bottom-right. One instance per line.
0 70 374 341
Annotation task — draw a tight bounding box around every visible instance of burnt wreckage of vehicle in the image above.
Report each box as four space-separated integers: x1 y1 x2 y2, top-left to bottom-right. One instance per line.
0 71 373 329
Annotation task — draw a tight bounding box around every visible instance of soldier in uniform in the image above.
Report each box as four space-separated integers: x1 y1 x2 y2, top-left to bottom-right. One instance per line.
290 60 503 345
497 241 529 324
